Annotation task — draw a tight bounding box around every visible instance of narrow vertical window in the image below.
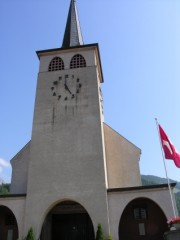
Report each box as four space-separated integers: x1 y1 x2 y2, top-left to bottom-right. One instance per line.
70 54 86 69
133 207 147 220
48 57 65 71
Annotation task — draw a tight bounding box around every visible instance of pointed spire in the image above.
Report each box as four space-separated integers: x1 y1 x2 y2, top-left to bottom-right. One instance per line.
62 0 84 48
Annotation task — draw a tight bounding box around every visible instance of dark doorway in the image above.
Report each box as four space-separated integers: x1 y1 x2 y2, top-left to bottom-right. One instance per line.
52 213 94 240
41 201 95 240
119 198 168 240
0 205 19 240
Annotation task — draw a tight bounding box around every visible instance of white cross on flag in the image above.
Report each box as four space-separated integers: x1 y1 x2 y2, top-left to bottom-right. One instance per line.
158 124 180 168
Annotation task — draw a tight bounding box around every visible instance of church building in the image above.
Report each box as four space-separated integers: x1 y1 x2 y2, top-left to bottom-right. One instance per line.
0 1 177 239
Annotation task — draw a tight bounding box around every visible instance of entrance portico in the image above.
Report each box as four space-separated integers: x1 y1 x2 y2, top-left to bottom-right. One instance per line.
40 201 95 240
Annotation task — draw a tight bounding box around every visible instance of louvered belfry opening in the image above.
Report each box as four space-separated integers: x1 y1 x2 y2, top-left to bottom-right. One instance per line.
48 57 65 71
70 54 86 68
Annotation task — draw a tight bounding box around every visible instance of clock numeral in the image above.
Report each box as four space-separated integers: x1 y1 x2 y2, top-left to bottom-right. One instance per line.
53 81 58 85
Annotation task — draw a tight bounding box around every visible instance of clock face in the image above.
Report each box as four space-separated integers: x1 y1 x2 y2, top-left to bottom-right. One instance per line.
51 74 82 104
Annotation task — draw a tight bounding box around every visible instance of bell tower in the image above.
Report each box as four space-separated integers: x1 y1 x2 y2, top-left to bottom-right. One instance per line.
24 0 109 236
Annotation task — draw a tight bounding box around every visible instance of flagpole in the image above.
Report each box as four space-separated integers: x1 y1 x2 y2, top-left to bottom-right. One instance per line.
155 118 177 218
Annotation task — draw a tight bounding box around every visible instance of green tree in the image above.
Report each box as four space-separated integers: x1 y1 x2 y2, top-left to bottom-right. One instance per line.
0 184 10 195
26 227 35 240
175 195 180 216
107 234 113 240
96 224 104 240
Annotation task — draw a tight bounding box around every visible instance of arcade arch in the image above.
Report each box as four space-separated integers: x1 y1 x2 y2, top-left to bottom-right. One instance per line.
119 197 168 240
0 205 19 240
40 200 95 240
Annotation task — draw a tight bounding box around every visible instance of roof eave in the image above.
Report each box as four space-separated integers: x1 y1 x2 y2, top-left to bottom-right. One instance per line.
107 183 177 193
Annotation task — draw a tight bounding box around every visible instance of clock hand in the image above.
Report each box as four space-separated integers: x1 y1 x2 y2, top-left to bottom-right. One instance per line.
64 83 72 95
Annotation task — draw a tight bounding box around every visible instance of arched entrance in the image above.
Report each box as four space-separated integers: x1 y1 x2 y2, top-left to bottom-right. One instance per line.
41 201 95 240
119 198 168 240
0 205 19 240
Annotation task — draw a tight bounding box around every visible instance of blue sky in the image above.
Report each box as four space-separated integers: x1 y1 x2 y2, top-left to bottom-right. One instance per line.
0 0 180 183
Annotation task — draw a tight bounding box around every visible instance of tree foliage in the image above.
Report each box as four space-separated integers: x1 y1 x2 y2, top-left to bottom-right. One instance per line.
175 195 180 216
26 227 35 240
107 234 113 240
96 224 104 240
0 184 10 195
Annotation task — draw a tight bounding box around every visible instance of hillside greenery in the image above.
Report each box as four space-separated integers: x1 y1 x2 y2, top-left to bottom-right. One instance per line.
0 184 10 195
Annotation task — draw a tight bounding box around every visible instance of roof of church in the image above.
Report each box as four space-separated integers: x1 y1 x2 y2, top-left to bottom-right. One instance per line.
62 0 83 48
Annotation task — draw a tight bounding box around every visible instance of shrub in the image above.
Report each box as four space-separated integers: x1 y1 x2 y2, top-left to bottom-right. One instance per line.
26 227 35 240
107 234 113 240
96 224 104 240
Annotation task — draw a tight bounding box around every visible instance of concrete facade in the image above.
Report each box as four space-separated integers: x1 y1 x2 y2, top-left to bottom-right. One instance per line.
0 3 178 239
0 195 26 238
24 45 109 236
0 43 177 239
108 186 177 239
104 123 141 188
10 142 30 194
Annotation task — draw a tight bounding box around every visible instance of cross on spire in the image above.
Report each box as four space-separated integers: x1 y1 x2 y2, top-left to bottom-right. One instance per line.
62 0 84 48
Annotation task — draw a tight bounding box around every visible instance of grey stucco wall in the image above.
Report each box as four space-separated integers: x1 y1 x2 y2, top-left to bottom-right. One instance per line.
24 47 110 237
10 142 30 194
104 123 141 188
